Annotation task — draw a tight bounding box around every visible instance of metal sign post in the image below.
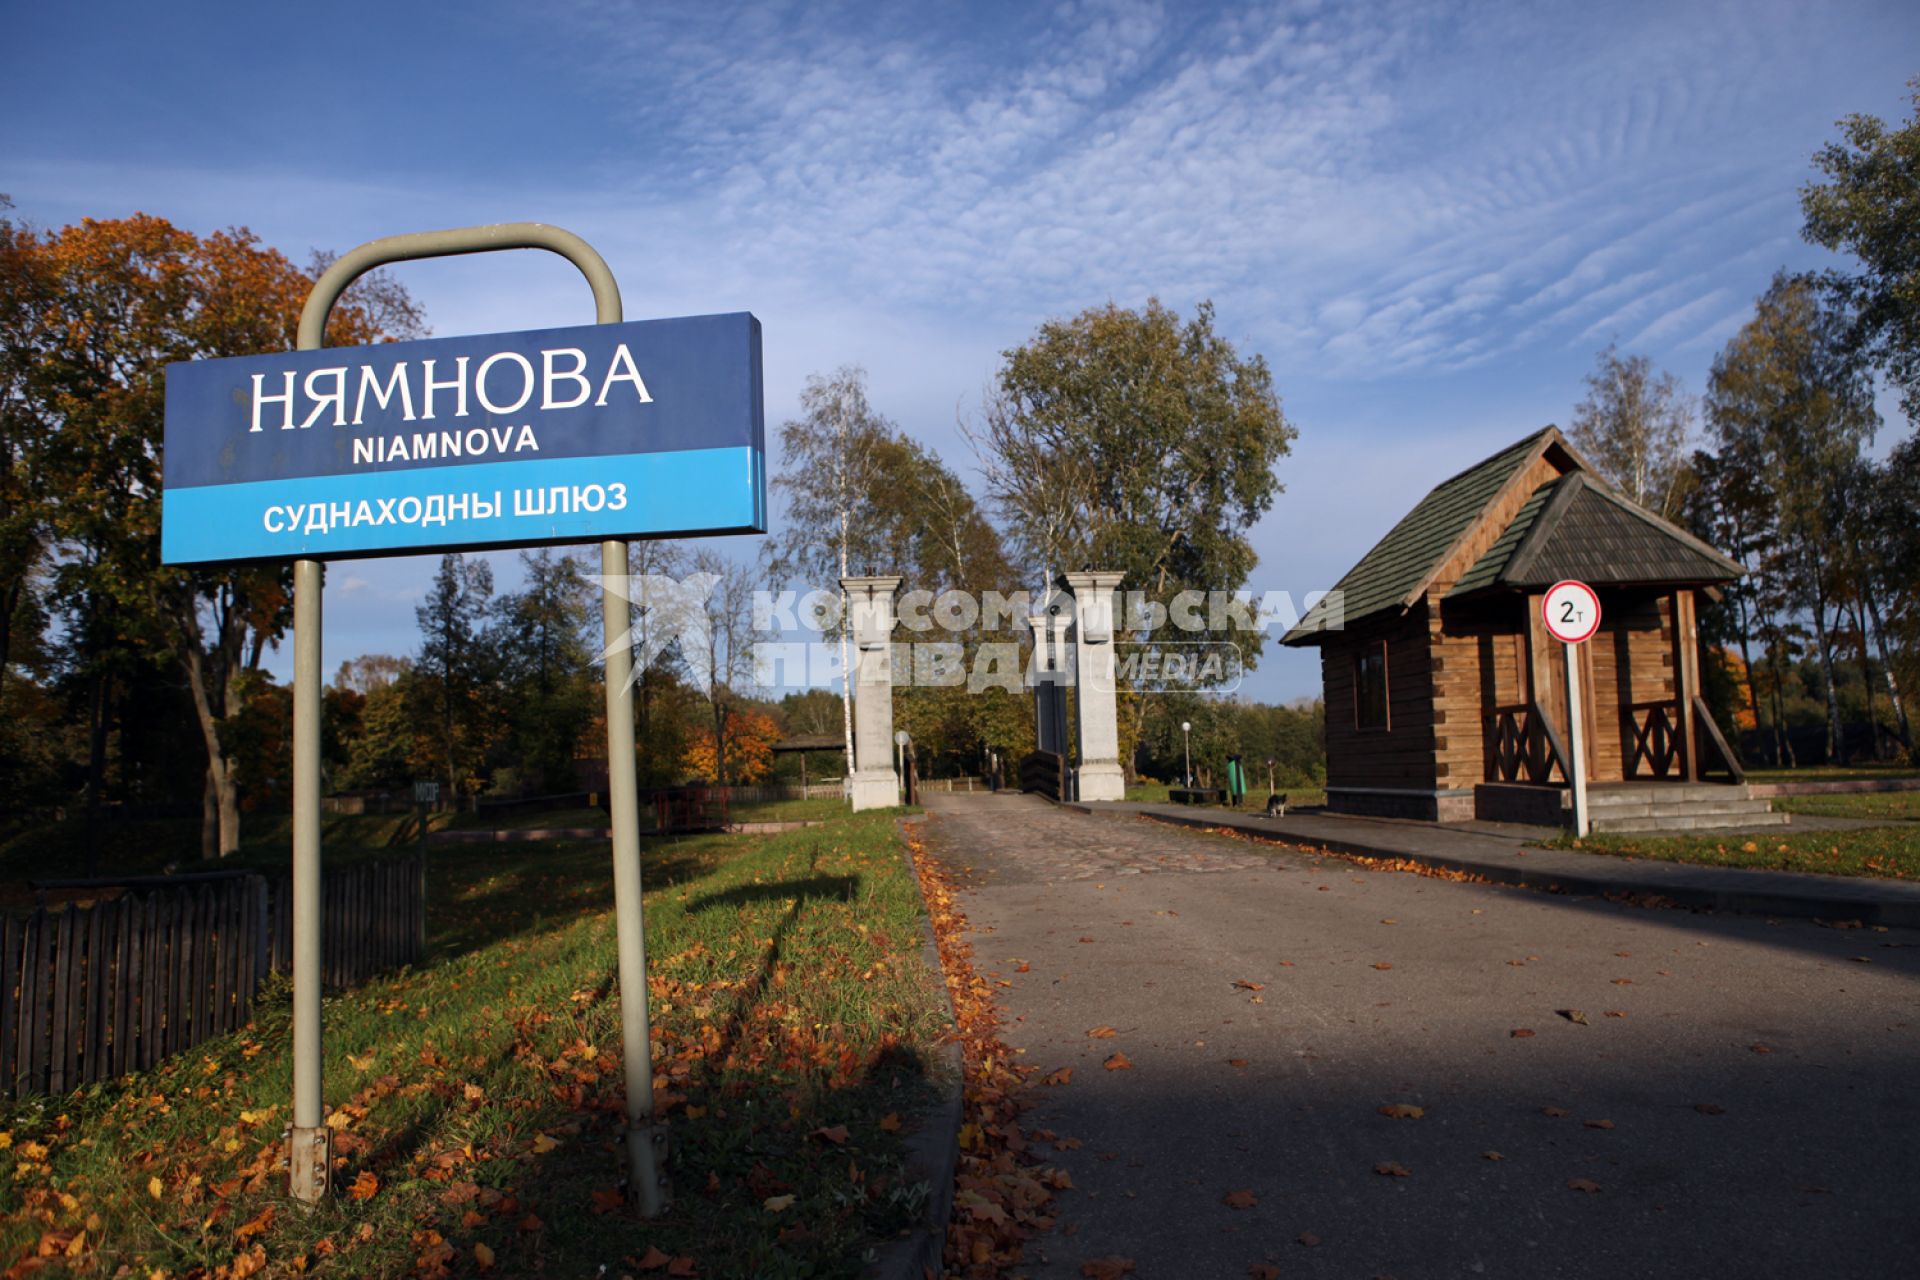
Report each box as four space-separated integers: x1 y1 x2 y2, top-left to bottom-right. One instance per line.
1542 580 1602 839
277 224 683 1212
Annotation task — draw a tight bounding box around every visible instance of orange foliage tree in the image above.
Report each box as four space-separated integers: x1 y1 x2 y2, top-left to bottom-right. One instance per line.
681 706 780 783
17 212 423 855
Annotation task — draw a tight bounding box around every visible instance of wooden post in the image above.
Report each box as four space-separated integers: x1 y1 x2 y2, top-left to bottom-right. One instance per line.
1671 590 1699 781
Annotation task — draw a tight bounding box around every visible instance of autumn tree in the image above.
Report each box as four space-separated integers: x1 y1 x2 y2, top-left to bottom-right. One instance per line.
685 550 758 785
1801 78 1920 422
1706 273 1879 762
766 367 890 773
1567 344 1694 518
972 299 1294 762
16 212 423 855
414 553 498 799
493 548 596 793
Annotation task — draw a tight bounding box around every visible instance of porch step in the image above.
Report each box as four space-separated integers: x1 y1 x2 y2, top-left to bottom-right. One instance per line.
1583 796 1776 820
1590 809 1793 834
1579 781 1782 834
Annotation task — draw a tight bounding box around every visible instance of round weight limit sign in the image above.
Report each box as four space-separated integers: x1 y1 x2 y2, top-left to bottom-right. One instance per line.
1541 580 1600 836
1542 579 1602 645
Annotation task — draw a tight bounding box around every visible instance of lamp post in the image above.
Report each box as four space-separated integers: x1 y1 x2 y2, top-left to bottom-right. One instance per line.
1181 721 1193 787
1265 757 1276 797
895 729 910 804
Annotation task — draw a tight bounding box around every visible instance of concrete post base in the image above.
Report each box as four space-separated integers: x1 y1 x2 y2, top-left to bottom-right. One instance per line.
1077 761 1127 802
850 769 900 812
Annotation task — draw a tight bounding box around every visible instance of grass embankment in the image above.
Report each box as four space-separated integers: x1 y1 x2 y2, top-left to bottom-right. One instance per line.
1554 826 1920 880
1 810 951 1279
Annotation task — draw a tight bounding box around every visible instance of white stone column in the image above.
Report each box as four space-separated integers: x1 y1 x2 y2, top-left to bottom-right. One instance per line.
842 575 904 811
1064 571 1127 802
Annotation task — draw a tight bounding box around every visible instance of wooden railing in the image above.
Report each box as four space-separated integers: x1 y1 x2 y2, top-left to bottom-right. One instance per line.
1692 695 1746 783
1625 700 1682 779
1019 751 1065 803
1485 704 1569 784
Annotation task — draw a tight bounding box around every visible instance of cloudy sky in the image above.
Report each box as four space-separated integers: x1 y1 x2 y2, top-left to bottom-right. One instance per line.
6 0 1915 701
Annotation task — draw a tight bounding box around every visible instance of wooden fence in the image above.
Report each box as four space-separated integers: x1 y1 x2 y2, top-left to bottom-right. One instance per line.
2 859 424 1099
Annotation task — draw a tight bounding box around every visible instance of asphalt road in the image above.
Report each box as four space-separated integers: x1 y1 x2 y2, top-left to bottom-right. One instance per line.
919 791 1920 1280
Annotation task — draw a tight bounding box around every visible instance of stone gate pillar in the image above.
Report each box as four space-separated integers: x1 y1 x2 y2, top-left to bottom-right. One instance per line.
842 575 903 811
1063 571 1126 802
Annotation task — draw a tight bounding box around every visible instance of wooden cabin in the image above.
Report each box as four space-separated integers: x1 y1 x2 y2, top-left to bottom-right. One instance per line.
1283 427 1750 825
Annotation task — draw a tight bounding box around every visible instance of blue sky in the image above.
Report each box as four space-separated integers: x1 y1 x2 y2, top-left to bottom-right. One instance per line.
6 0 1916 702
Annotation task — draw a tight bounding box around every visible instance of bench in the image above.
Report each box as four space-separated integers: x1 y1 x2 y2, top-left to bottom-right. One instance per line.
1167 787 1226 806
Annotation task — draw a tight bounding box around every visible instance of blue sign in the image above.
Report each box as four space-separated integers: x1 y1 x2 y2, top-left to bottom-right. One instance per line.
162 312 764 564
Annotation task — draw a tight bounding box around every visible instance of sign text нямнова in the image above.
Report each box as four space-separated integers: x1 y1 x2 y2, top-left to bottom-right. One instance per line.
161 313 765 565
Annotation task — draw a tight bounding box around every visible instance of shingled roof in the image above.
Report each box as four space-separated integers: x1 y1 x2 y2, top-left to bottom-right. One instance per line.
1282 427 1556 643
1282 426 1743 645
1447 471 1744 595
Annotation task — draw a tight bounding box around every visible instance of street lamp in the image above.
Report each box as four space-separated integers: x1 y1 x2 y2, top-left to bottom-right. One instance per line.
1265 757 1276 797
1181 721 1192 787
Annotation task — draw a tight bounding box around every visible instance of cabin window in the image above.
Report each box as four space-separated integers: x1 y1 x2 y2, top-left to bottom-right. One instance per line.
1354 640 1389 730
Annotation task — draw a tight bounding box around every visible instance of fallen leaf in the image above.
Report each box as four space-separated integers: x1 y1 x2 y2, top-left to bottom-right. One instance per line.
234 1206 274 1242
148 1176 164 1200
1750 1043 1773 1054
1583 1119 1615 1130
666 1258 698 1278
590 1187 624 1214
810 1125 849 1145
1849 956 1872 964
1481 1150 1503 1161
1611 978 1633 986
635 1245 673 1270
1372 962 1394 970
1542 1107 1570 1118
762 1194 796 1212
1079 936 1095 944
345 1051 375 1070
1377 1103 1425 1119
346 1171 379 1201
1081 1258 1135 1279
1043 1067 1074 1086
463 1082 485 1102
1086 1025 1119 1038
1558 1009 1589 1025
517 1214 543 1233
879 1112 902 1133
1506 959 1527 966
1373 1161 1410 1177
1297 1232 1322 1246
1603 1010 1627 1018
1223 1189 1258 1209
1104 1052 1134 1071
1380 918 1397 925
1694 1103 1727 1116
1511 1028 1536 1038
531 1132 561 1154
1253 1266 1284 1279
473 1242 495 1270
1567 1178 1602 1193
1015 962 1031 973
1226 1058 1249 1068
1232 980 1265 991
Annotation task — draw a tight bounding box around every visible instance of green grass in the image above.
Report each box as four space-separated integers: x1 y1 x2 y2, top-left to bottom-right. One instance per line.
1 811 950 1278
1745 764 1920 784
1770 791 1920 821
1550 824 1920 880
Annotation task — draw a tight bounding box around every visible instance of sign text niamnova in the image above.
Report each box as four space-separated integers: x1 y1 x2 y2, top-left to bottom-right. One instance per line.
161 313 765 565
